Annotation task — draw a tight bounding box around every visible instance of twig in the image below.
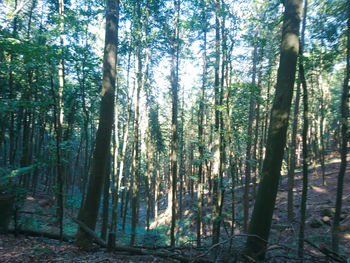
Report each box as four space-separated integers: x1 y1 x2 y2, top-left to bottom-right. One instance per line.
242 254 256 262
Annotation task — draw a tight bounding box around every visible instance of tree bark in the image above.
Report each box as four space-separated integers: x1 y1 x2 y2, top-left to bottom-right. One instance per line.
245 0 303 259
332 0 350 252
297 48 309 260
297 1 309 258
75 0 119 248
170 0 180 247
197 7 208 246
211 0 222 246
244 23 258 232
130 0 142 245
101 152 111 241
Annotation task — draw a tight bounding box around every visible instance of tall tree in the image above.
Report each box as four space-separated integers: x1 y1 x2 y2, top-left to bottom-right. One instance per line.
332 0 350 252
245 0 303 259
243 16 259 232
57 0 65 241
211 0 222 246
170 0 180 247
297 0 309 258
130 0 143 246
75 0 119 248
197 0 208 246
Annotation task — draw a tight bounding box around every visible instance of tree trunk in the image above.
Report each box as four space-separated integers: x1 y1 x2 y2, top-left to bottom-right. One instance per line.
197 10 208 246
297 47 309 260
170 0 180 247
287 82 300 222
48 60 64 242
130 0 142 245
288 0 307 223
332 0 349 252
211 0 222 246
297 2 309 257
244 24 258 232
75 0 119 248
245 0 303 259
101 152 111 241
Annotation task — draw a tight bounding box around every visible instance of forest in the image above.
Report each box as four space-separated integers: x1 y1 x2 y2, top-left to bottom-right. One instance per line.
0 0 349 262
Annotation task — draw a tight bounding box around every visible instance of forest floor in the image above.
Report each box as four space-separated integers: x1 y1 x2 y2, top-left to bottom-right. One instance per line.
0 153 349 262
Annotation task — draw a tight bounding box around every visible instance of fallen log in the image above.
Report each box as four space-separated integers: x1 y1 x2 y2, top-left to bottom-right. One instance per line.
67 213 213 263
67 213 107 247
7 228 73 242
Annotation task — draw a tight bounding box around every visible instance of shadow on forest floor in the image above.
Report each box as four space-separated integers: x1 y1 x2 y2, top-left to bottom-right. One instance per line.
0 153 349 262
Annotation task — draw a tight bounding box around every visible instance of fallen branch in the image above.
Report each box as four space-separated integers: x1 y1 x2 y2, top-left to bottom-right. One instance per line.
342 193 350 201
19 211 52 217
66 213 107 247
304 239 347 263
113 246 212 263
67 213 212 263
8 228 73 242
242 254 256 263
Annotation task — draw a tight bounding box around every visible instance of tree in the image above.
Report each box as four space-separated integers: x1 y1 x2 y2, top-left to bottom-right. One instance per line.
75 0 119 248
130 0 142 246
170 0 180 247
245 0 303 259
297 0 309 258
211 0 223 246
332 0 349 252
243 12 259 232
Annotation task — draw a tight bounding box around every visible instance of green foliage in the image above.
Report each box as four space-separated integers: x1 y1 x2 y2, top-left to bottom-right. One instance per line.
0 166 35 193
140 229 166 247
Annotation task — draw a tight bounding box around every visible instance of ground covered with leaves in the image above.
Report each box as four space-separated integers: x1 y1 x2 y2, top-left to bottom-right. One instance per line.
0 155 349 262
0 234 178 263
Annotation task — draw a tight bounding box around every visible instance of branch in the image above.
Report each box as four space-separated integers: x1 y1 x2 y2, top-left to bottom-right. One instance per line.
67 214 212 263
8 228 73 242
1 0 29 30
67 213 107 247
304 239 347 263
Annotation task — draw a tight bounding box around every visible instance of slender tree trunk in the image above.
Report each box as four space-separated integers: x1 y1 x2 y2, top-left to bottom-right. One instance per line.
217 1 226 242
297 3 309 257
197 12 207 246
297 49 309 260
75 0 119 248
144 7 153 230
226 84 236 247
80 53 90 208
319 86 326 186
130 0 142 245
288 0 307 223
8 0 18 167
122 154 133 231
113 49 132 230
109 60 120 234
101 152 111 241
212 0 221 246
49 62 64 241
332 0 349 252
179 88 184 221
245 0 303 259
155 152 160 220
244 25 258 231
287 83 300 222
170 0 180 247
298 4 309 257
